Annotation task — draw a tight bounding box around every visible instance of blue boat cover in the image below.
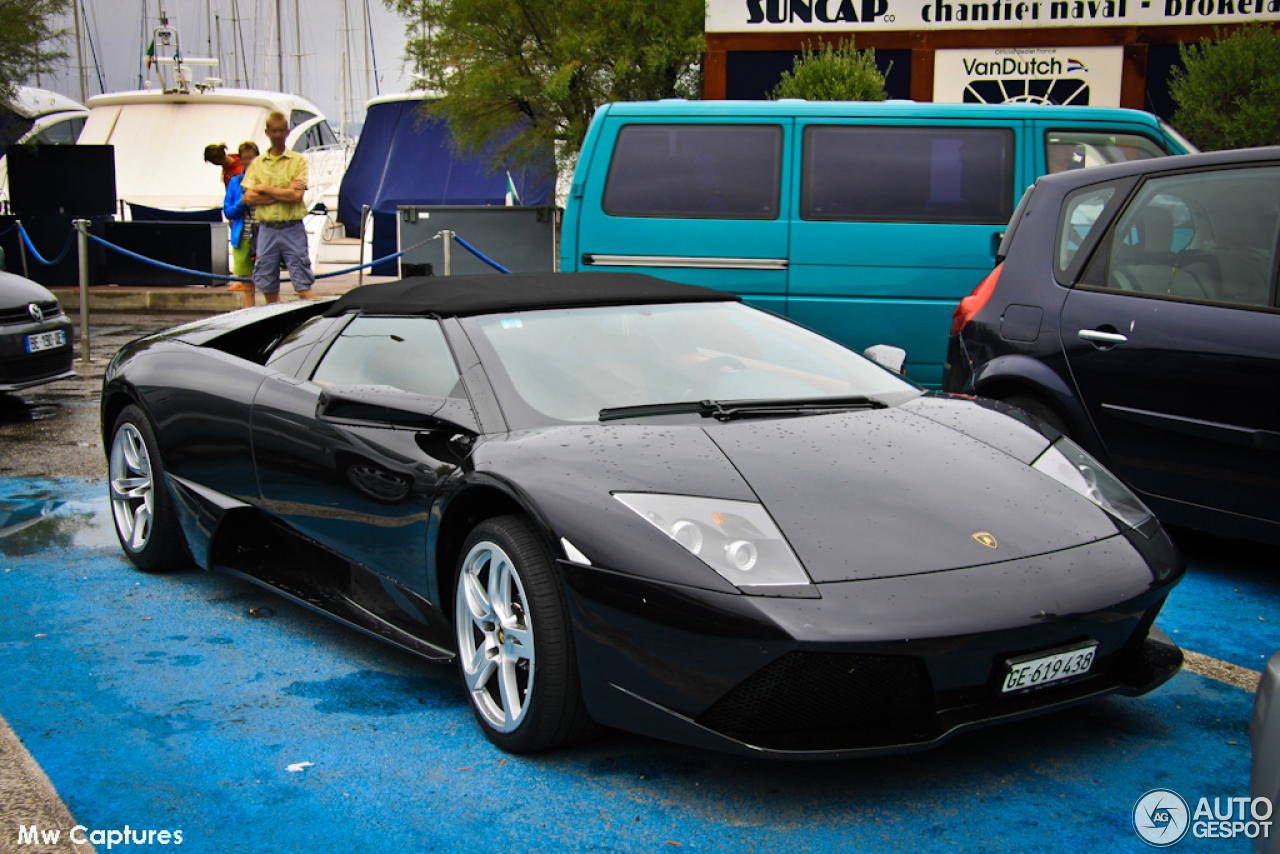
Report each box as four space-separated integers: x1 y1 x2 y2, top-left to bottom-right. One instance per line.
337 99 555 237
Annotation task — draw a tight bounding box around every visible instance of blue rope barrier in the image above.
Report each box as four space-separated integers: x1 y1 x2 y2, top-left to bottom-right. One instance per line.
86 233 432 283
452 234 511 274
17 224 76 266
0 222 15 239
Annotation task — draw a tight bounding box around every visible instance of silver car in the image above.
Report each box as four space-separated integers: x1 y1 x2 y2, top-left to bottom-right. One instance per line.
1253 650 1280 854
0 270 74 393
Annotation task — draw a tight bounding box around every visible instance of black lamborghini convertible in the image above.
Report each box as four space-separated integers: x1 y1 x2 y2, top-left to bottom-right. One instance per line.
101 273 1185 758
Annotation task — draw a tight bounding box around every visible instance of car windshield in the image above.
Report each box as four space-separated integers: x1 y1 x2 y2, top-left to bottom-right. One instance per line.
465 302 917 425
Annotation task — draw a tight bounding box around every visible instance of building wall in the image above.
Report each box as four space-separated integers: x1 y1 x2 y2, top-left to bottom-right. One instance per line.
706 0 1278 118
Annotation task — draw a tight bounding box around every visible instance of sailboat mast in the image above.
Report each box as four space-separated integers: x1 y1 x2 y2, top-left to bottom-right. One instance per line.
73 0 86 102
294 0 302 95
275 0 284 93
362 0 372 103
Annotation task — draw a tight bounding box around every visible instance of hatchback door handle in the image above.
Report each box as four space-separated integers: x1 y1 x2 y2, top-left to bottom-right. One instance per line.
1078 329 1128 344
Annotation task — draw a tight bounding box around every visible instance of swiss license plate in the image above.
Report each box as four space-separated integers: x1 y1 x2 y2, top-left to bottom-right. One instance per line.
1002 644 1097 693
25 330 65 353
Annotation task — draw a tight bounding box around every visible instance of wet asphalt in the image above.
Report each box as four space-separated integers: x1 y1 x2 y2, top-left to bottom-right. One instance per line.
0 314 209 481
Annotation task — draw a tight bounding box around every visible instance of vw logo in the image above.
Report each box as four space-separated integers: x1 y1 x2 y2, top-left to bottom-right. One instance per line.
27 303 43 323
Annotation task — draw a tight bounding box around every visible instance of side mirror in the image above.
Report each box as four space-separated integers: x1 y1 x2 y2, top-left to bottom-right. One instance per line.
863 344 907 375
317 385 477 433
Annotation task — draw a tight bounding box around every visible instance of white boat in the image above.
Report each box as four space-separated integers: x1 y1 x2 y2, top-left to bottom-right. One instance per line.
0 87 90 204
79 87 351 258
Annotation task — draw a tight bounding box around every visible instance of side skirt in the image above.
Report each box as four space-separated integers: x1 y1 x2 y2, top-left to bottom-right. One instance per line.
207 508 457 662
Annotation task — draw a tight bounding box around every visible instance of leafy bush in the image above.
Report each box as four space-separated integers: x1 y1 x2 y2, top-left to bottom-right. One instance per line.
1170 22 1280 151
770 40 889 102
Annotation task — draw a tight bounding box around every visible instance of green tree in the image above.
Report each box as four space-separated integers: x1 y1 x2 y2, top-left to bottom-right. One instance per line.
1170 22 1280 151
0 0 70 104
386 0 704 173
770 40 889 102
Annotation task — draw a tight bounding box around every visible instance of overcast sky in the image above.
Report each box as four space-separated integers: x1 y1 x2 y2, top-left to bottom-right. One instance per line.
34 0 417 130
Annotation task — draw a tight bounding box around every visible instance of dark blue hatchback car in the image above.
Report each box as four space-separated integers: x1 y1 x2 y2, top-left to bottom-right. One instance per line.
945 146 1280 546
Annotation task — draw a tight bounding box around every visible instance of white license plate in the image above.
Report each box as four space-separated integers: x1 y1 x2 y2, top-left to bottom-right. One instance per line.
25 330 66 353
1002 644 1097 693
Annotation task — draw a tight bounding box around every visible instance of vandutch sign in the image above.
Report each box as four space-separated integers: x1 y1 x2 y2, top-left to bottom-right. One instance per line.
707 0 1280 30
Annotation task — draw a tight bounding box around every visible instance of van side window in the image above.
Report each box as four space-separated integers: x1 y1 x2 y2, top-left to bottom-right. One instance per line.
603 124 783 220
1102 166 1280 307
1046 130 1166 173
802 126 1014 224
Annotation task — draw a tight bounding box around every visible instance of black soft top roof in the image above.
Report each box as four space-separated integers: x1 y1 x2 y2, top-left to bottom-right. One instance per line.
323 272 739 318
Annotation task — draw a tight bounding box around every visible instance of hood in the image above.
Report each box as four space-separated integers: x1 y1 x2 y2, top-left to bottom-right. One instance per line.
704 405 1121 583
0 272 57 309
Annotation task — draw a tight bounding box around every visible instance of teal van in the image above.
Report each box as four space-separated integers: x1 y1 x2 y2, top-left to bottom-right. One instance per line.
559 100 1195 387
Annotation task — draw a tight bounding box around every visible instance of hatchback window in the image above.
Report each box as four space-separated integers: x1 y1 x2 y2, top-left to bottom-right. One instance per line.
602 124 783 220
32 117 85 145
1057 184 1116 272
1045 130 1165 173
1103 166 1280 307
311 316 463 398
802 126 1014 224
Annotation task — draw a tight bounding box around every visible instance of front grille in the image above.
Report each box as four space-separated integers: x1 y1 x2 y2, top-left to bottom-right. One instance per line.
0 348 73 383
696 652 933 748
0 300 61 326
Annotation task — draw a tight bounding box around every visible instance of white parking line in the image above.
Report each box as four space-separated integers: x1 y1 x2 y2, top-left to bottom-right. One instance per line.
1183 649 1262 693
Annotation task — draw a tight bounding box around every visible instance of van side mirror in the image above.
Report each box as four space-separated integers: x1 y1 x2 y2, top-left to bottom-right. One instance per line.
863 345 907 375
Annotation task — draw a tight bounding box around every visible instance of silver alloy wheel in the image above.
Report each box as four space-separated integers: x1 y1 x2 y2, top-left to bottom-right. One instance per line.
455 541 536 732
109 423 154 552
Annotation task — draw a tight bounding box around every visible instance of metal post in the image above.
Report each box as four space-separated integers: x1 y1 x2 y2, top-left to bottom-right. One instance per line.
15 220 28 279
441 230 452 276
357 204 369 288
75 220 91 364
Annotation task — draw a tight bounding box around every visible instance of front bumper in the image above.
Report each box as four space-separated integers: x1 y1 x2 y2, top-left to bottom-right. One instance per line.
0 316 76 392
561 531 1183 760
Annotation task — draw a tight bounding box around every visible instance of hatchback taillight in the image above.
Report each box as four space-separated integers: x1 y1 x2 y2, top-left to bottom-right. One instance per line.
951 263 1003 337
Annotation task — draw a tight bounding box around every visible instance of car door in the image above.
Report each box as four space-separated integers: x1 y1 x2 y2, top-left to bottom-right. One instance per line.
786 118 1027 388
573 115 792 315
251 315 478 590
1059 163 1280 523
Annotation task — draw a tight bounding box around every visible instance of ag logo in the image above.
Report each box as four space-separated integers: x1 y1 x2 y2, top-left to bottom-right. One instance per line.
1133 789 1190 847
972 532 998 549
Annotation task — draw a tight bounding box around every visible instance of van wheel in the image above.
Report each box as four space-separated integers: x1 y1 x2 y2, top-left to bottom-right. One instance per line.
1004 394 1070 438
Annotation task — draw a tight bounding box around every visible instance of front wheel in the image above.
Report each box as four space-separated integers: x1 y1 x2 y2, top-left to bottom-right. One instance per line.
109 404 187 573
453 515 594 753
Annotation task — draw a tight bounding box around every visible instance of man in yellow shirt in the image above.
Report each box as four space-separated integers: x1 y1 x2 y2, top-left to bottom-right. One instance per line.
242 111 313 302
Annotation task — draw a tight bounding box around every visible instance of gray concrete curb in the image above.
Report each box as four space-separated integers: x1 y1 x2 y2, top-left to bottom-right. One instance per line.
0 712 97 854
52 289 241 313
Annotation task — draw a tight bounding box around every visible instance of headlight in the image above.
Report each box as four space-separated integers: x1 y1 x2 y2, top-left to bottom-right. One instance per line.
613 493 811 590
1031 437 1153 530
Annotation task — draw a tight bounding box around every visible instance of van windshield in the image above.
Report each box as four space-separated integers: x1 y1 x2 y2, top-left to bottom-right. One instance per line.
465 302 917 425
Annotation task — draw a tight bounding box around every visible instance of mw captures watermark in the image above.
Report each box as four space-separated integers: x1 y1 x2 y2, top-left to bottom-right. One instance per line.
15 824 184 849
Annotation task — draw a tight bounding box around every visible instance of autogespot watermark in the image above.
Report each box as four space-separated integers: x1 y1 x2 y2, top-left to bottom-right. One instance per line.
15 824 184 849
1133 789 1274 846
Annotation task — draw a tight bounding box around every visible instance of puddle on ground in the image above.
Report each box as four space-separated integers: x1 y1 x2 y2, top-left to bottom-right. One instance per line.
0 394 63 424
0 490 120 555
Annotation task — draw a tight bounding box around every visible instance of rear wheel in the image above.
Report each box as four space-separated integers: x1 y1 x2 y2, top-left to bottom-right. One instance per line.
1003 393 1070 438
109 405 186 573
453 515 594 753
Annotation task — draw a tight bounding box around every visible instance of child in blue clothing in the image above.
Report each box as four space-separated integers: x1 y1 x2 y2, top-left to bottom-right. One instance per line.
223 141 259 309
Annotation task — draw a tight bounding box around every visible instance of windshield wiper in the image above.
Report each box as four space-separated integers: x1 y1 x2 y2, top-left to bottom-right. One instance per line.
598 396 887 422
598 401 723 422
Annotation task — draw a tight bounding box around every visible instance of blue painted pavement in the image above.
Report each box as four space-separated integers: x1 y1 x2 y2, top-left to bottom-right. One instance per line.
0 477 1269 853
